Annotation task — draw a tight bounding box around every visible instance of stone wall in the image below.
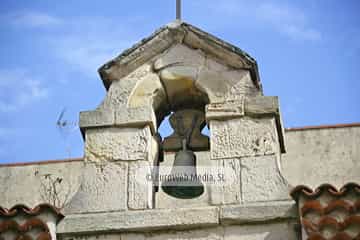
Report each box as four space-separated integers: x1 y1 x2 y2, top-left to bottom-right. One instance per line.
1 125 358 211
0 160 82 210
282 124 360 188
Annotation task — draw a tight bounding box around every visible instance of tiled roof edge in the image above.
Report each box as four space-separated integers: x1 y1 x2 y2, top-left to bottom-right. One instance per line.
290 183 360 201
0 158 83 168
286 122 360 132
0 203 64 220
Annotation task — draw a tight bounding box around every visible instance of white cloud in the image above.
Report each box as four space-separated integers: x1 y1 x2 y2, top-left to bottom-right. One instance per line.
255 2 322 41
197 0 322 41
47 17 135 78
54 37 129 77
11 12 62 27
0 69 49 112
281 24 321 41
2 11 135 82
255 2 306 26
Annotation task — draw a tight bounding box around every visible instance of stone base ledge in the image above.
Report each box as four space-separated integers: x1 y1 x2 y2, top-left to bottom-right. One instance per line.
220 201 297 225
58 206 219 236
57 202 296 236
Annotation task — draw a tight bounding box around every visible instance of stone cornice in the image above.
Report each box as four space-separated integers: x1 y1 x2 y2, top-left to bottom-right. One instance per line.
57 201 296 236
79 107 157 136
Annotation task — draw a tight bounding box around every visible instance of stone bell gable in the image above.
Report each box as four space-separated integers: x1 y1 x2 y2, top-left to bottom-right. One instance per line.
92 21 265 126
69 18 290 225
79 20 286 162
6 20 360 240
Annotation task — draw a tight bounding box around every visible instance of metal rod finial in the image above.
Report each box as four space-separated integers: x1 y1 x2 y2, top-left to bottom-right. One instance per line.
176 0 181 20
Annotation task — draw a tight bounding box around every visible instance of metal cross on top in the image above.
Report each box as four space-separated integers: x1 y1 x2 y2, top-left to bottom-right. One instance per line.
176 0 181 20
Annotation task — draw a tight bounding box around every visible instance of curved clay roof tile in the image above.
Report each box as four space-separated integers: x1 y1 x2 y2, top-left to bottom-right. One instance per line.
0 218 49 233
301 200 324 217
0 203 64 220
317 216 341 231
291 183 360 201
325 200 355 214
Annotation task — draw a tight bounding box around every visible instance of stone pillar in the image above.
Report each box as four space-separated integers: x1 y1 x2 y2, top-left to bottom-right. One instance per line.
65 106 158 214
206 97 289 205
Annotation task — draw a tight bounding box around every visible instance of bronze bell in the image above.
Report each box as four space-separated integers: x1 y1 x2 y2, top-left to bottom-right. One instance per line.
162 139 204 199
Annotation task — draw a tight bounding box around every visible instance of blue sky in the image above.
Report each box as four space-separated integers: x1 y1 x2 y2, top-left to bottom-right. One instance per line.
0 0 359 163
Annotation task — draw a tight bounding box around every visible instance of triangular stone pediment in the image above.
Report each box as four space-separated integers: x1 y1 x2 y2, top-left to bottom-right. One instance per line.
98 21 261 91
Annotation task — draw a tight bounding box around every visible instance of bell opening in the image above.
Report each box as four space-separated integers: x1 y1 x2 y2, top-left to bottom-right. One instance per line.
161 150 205 199
158 107 209 200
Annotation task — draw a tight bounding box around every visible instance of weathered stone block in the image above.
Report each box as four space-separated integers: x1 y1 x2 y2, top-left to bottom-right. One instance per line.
206 100 245 121
210 117 278 159
154 44 205 71
241 155 290 202
224 70 260 99
224 222 298 240
62 234 121 240
198 57 260 100
154 44 206 108
195 69 230 103
128 161 153 210
79 110 114 129
160 65 198 82
244 96 280 116
121 233 146 240
57 207 219 235
114 107 157 133
209 158 241 205
146 227 223 240
85 127 151 162
100 64 153 109
64 162 127 214
128 72 166 113
220 201 296 224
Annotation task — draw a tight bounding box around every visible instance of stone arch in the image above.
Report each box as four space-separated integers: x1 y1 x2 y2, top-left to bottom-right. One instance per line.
124 43 260 127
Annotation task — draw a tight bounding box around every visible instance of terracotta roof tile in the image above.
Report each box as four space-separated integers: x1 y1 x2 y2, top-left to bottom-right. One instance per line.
291 183 360 200
291 183 360 240
0 204 63 240
0 218 49 233
0 158 83 168
286 122 360 131
0 219 52 240
0 203 64 219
